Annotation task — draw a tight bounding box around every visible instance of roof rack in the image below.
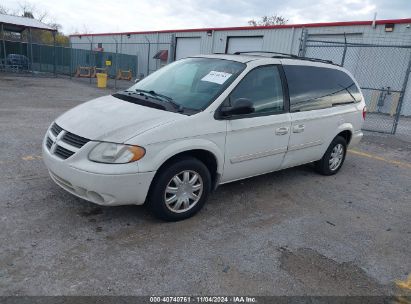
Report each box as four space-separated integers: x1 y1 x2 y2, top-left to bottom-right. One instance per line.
233 51 298 58
232 51 336 65
286 56 336 65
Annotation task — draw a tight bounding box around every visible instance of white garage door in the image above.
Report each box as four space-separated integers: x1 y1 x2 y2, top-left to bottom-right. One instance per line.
175 37 201 60
227 36 263 54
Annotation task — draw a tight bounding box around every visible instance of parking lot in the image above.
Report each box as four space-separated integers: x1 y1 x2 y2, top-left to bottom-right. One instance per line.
0 75 410 296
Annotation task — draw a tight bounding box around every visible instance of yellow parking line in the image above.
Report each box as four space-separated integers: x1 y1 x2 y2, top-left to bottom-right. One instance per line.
0 155 42 165
22 155 42 161
348 149 411 169
396 274 411 290
7 151 411 171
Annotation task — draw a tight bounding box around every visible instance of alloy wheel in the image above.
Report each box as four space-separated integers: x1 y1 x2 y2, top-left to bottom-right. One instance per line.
329 143 344 171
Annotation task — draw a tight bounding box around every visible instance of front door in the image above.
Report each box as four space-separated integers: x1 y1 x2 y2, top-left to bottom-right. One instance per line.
221 65 291 182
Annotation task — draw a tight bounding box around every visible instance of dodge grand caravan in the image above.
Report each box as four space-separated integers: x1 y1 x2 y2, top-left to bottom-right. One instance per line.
43 53 365 221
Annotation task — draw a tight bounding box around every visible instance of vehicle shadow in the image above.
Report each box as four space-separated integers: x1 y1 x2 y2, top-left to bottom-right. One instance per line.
66 163 318 226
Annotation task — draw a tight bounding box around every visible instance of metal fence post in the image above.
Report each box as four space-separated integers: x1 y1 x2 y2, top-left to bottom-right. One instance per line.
135 44 140 78
135 53 139 79
340 33 347 66
1 23 6 69
89 42 92 84
26 34 29 68
61 45 63 75
39 43 42 72
144 36 151 77
169 34 176 63
29 28 33 76
298 28 308 57
148 42 151 76
69 42 73 79
392 50 411 134
53 31 57 77
115 41 118 89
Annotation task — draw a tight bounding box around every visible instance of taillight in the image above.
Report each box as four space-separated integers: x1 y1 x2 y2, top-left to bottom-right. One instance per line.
362 106 367 120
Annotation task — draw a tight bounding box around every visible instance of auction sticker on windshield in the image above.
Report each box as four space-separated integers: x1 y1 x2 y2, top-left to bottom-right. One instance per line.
201 71 232 85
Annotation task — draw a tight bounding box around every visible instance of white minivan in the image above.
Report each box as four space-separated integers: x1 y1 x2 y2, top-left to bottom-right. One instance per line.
43 53 366 221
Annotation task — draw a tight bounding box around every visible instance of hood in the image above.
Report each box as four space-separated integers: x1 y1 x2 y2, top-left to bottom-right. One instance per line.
55 95 184 142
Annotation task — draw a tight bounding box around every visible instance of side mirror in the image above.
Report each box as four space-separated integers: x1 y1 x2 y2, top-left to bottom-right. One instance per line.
220 98 254 116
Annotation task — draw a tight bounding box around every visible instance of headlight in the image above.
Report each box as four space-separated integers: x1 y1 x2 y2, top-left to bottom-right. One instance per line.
88 142 145 164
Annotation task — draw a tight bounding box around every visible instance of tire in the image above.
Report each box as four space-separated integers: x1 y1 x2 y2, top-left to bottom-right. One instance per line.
315 136 347 176
146 156 211 221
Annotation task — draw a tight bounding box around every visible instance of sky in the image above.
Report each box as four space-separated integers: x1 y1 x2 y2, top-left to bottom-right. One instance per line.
2 0 410 34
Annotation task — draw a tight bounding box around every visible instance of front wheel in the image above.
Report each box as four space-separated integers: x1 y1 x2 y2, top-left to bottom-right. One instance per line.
315 136 347 175
146 157 211 221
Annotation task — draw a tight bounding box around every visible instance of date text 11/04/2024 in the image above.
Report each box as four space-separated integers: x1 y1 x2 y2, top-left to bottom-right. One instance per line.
149 296 257 303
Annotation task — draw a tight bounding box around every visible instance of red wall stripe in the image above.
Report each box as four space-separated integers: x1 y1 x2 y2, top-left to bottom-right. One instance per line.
69 18 411 37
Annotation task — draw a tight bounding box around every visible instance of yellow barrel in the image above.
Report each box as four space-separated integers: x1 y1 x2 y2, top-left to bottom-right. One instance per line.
96 73 108 88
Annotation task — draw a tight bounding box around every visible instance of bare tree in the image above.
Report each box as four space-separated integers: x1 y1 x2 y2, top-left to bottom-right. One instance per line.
48 23 62 31
248 14 288 26
1 2 69 45
47 17 62 31
0 5 11 14
72 24 93 35
18 1 48 21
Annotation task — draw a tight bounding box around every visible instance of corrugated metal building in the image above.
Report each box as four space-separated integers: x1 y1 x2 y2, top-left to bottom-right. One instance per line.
69 18 411 116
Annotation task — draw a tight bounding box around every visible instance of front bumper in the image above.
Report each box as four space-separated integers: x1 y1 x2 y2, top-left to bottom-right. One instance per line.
42 140 156 206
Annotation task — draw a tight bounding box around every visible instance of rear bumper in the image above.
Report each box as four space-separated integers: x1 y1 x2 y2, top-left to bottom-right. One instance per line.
349 130 363 147
42 142 156 206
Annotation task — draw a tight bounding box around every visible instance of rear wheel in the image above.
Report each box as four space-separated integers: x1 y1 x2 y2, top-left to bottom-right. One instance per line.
147 157 211 221
315 136 347 175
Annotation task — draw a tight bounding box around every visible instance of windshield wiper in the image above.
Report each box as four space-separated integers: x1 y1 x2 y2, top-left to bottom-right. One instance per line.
112 93 166 110
135 89 184 113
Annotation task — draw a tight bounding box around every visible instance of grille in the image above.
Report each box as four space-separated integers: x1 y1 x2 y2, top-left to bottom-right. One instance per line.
50 123 63 136
46 137 53 149
62 131 90 148
55 145 75 159
47 122 90 160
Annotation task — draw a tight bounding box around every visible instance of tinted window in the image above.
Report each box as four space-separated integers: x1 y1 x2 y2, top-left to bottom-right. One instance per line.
284 65 361 112
229 66 284 114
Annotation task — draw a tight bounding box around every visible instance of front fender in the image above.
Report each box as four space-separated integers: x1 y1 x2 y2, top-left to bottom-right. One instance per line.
138 138 225 174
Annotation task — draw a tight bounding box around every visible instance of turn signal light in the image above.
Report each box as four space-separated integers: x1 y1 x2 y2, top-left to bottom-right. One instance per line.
362 106 367 120
128 146 146 162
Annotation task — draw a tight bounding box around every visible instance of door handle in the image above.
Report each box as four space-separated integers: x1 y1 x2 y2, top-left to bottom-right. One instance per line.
293 124 305 133
275 127 289 135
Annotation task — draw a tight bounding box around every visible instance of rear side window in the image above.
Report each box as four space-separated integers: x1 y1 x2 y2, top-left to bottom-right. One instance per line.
283 65 361 112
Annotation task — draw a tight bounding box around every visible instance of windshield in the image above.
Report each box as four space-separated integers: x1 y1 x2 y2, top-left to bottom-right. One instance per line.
129 58 246 111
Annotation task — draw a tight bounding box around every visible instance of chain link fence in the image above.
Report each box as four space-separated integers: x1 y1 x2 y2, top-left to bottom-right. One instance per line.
1 40 75 75
3 31 411 136
1 39 173 90
300 34 411 135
